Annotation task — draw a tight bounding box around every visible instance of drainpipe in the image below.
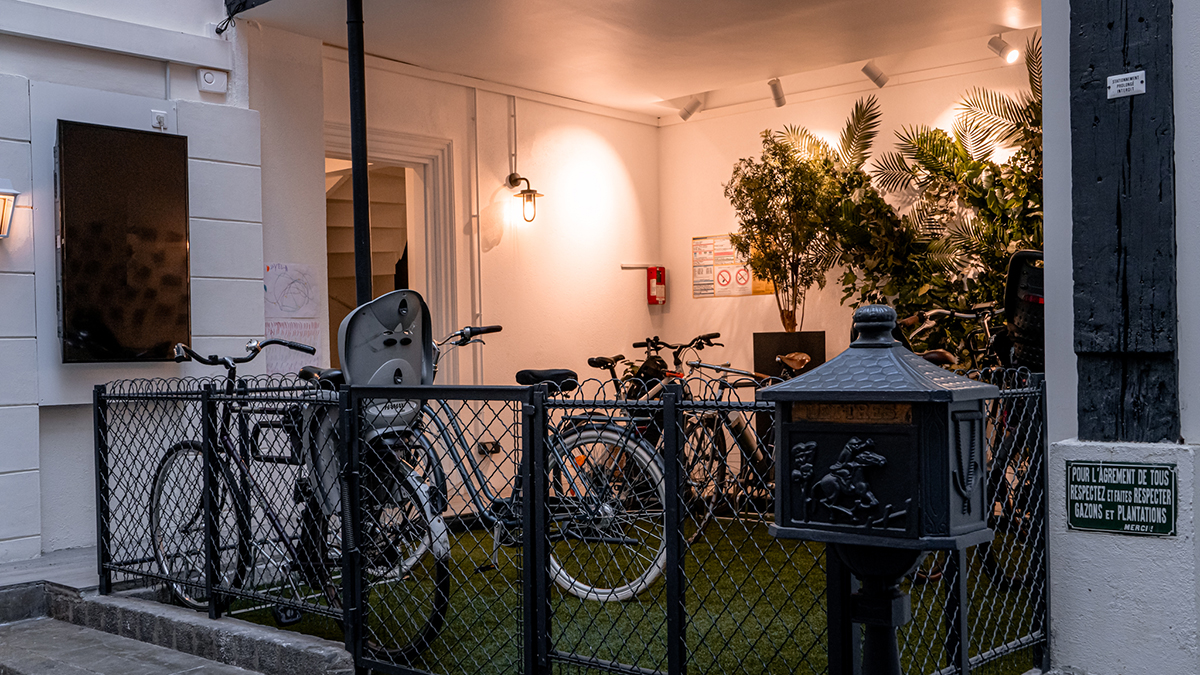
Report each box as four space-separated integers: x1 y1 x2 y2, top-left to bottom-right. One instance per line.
346 0 372 306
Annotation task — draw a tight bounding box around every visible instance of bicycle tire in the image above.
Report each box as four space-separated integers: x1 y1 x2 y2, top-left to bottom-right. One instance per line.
547 426 667 602
305 455 451 662
682 414 726 545
149 441 248 611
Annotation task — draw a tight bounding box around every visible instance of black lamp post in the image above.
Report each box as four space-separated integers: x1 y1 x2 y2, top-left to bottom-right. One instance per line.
762 305 998 674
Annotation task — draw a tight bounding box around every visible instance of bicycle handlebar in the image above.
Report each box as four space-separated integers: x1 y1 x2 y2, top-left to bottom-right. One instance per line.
173 338 316 369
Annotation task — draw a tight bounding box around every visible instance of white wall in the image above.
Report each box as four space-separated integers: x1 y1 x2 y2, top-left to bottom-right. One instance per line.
0 1 262 561
321 50 662 385
657 31 1038 372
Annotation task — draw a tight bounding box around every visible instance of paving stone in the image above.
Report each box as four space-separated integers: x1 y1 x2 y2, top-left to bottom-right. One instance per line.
0 618 256 675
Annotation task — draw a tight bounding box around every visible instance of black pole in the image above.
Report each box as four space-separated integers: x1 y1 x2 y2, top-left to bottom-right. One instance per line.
346 0 373 306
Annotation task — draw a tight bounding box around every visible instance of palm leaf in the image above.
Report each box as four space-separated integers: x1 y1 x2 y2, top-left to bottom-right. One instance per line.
837 96 882 171
872 151 916 192
953 116 994 162
895 126 958 178
1026 33 1042 100
925 237 970 275
777 125 834 161
958 88 1023 145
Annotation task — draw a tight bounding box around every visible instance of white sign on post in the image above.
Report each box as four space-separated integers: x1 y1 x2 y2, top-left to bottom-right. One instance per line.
1107 71 1146 99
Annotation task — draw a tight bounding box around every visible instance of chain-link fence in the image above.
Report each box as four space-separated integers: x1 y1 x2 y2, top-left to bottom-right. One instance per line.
96 370 1047 675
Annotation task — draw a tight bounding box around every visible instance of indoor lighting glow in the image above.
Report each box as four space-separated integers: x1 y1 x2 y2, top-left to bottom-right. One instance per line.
768 78 786 107
988 35 1020 64
0 179 18 239
861 61 889 88
679 97 703 121
505 172 543 222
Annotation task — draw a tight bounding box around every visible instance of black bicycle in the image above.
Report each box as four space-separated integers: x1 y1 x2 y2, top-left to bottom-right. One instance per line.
149 338 325 624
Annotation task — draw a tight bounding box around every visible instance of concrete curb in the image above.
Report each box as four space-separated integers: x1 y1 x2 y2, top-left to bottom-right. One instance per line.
1 582 354 675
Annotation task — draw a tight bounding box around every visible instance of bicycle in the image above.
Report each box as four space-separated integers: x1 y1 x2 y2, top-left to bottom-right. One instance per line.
149 337 325 626
297 289 668 660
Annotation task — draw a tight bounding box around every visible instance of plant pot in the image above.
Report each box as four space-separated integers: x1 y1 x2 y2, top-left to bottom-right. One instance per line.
753 331 826 380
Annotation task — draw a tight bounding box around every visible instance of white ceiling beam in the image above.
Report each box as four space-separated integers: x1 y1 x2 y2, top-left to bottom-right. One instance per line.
0 0 233 70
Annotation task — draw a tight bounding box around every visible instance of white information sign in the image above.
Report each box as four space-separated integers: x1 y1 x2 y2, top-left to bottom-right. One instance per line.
691 235 772 298
1107 71 1146 99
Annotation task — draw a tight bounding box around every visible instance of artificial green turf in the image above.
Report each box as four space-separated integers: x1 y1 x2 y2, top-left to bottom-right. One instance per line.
234 522 1039 675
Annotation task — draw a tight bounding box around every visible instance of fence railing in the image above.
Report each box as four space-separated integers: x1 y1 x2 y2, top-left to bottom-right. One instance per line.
94 370 1048 675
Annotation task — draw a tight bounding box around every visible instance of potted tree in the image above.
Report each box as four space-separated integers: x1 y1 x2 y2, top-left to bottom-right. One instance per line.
725 96 882 376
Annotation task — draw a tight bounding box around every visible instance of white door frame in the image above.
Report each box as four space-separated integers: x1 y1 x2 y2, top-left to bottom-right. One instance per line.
323 122 460 382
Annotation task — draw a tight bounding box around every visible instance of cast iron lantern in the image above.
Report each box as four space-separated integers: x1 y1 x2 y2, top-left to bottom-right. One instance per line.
761 304 999 674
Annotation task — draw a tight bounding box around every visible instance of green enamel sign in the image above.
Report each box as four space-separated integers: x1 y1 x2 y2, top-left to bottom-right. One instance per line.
1067 461 1176 536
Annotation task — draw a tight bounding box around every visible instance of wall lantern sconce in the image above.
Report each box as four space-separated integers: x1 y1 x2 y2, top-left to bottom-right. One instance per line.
988 35 1020 64
0 179 18 239
505 172 543 222
862 61 889 88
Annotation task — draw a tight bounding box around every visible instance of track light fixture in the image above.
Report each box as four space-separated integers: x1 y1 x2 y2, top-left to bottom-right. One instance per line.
861 61 889 88
505 172 543 222
988 35 1020 64
679 97 703 121
768 79 786 107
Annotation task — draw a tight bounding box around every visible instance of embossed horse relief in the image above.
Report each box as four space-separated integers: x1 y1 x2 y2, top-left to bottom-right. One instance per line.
812 437 887 520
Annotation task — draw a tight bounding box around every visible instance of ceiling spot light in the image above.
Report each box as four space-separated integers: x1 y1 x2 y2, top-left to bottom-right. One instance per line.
679 97 703 121
861 61 889 88
0 179 18 239
505 172 543 222
768 79 786 107
988 35 1020 64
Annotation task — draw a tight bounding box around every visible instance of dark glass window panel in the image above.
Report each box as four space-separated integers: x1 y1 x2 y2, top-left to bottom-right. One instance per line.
57 120 190 362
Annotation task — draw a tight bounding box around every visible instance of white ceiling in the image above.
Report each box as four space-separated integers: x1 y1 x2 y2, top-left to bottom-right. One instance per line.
242 0 1041 116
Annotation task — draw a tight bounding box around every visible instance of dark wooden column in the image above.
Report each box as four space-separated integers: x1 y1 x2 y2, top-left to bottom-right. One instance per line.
1070 0 1179 443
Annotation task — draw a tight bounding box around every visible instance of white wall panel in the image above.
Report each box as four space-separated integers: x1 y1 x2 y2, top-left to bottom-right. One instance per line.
38 403 93 552
0 138 32 208
0 74 29 141
189 219 263 279
0 405 38 473
177 101 261 165
0 470 40 540
0 273 35 337
0 338 37 405
0 535 39 561
188 160 262 222
191 277 265 337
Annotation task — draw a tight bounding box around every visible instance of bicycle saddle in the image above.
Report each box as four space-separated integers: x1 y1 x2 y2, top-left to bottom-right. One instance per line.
777 352 811 371
516 368 579 393
587 355 624 369
298 365 345 387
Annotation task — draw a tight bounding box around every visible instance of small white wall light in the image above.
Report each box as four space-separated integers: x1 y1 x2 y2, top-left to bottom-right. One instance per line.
988 35 1020 64
768 78 786 107
505 172 543 222
0 179 18 239
862 61 889 88
679 97 704 121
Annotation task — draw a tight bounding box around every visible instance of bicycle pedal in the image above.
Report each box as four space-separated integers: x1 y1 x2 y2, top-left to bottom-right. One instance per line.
474 563 497 573
271 605 303 627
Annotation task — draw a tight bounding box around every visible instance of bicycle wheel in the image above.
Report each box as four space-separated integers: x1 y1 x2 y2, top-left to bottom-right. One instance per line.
150 441 248 611
548 426 667 602
682 414 726 545
345 452 452 662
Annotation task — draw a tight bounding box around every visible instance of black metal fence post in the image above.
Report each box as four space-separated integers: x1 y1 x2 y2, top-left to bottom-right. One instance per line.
92 384 112 596
525 384 551 674
945 549 970 674
201 383 221 620
664 384 686 675
340 386 365 667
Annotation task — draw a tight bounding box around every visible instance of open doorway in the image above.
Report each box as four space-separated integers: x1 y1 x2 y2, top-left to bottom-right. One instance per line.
324 159 423 367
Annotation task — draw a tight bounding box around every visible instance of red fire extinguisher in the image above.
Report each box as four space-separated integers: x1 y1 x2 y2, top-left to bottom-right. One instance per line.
647 266 666 305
